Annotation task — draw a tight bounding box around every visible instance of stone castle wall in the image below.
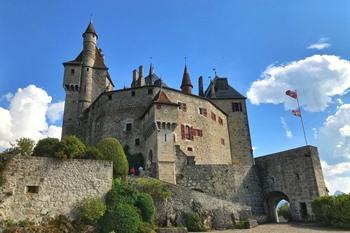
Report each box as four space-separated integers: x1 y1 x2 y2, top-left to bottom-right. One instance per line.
176 164 266 216
255 146 328 221
0 156 113 222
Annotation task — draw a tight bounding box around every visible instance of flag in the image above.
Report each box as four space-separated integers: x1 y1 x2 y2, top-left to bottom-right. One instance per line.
292 109 301 117
286 90 298 99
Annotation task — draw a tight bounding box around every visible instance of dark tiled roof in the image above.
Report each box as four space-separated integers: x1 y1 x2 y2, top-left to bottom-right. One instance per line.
63 47 107 69
181 65 193 88
83 22 98 38
204 77 246 99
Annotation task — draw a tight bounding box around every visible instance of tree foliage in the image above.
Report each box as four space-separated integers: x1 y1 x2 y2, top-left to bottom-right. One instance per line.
134 177 171 201
60 135 86 159
80 197 106 224
96 138 128 177
33 138 61 157
311 194 350 229
183 212 206 232
135 193 156 224
11 138 35 156
277 203 292 222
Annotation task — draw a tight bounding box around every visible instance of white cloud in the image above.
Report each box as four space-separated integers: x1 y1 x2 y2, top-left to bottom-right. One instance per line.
47 101 64 123
247 55 350 112
321 160 350 194
307 37 331 50
0 85 62 148
318 104 350 163
280 117 293 139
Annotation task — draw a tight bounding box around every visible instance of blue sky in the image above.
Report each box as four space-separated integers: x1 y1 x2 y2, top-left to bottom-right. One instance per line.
1 0 350 193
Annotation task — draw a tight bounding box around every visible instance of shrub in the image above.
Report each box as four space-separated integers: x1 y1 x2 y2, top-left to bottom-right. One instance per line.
60 135 86 159
138 222 156 233
106 179 140 208
11 138 35 156
311 194 350 229
134 177 171 201
83 146 102 160
234 219 249 229
80 197 106 224
96 138 128 177
100 202 141 233
135 193 156 224
183 212 205 232
33 138 61 157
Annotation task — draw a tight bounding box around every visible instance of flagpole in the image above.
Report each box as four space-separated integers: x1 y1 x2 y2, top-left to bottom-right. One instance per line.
296 93 308 146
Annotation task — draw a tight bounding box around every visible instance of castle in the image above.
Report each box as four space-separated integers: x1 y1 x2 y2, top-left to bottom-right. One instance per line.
59 22 328 223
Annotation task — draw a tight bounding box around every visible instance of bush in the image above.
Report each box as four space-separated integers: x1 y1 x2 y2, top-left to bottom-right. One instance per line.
60 135 86 159
11 138 35 156
183 212 205 232
311 194 350 229
100 202 141 233
134 177 171 201
135 193 156 224
138 222 156 233
96 138 128 177
80 197 106 224
83 146 102 160
33 138 61 157
234 219 249 229
106 179 140 208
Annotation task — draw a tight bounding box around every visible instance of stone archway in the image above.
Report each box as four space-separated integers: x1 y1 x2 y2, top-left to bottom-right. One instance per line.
266 191 290 222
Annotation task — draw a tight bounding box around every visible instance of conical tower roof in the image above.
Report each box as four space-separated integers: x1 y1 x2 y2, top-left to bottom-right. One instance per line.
83 22 98 38
181 65 193 88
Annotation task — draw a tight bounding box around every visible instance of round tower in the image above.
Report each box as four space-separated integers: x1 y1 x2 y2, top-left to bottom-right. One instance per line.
78 22 97 114
181 65 193 94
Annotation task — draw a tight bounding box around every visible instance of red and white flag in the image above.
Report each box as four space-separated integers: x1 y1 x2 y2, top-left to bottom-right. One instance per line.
286 90 298 99
292 109 301 117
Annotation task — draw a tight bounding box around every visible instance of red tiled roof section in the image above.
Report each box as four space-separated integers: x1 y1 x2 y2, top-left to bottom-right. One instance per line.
153 90 178 106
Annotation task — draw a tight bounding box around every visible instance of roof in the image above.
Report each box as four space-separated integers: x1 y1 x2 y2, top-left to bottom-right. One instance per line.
204 76 246 99
153 90 178 106
144 64 167 86
83 22 98 38
181 65 193 88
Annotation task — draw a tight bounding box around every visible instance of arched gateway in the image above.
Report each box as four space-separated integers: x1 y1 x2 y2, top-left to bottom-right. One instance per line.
266 191 290 222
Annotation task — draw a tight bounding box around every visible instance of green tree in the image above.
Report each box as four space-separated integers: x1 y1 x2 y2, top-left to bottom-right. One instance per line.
33 138 61 157
60 135 86 159
135 193 156 224
84 146 102 160
277 203 292 222
80 197 106 225
11 138 35 156
96 138 128 177
100 202 141 233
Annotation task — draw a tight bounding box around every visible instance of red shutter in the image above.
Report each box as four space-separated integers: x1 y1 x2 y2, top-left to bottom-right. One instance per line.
181 124 185 140
192 128 197 137
190 127 194 140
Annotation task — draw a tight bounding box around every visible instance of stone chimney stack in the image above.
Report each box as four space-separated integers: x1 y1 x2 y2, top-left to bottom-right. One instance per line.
138 65 143 79
132 69 138 87
198 76 204 96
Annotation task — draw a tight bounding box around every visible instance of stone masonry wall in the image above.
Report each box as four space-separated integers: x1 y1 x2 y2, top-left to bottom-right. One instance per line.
255 146 328 221
0 156 113 222
176 164 265 217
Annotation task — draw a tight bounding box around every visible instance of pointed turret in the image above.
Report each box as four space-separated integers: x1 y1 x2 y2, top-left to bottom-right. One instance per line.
181 65 193 94
148 63 155 84
83 22 98 38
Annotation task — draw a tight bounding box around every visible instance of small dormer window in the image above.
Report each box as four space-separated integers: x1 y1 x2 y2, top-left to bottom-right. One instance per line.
71 69 75 75
232 102 243 112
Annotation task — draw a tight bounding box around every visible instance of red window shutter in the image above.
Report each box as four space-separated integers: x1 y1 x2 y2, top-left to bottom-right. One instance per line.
192 128 197 137
181 124 185 139
190 127 194 140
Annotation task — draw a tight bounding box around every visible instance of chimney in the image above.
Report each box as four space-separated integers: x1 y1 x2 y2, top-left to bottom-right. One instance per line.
132 69 138 87
138 65 143 79
198 76 204 96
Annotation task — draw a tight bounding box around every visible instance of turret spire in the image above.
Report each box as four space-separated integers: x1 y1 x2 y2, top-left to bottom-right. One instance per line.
181 65 193 94
83 22 98 38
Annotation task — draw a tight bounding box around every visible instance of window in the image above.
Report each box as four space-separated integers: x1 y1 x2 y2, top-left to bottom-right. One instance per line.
220 138 225 145
178 102 187 112
211 112 216 121
135 138 140 146
70 69 75 75
126 123 132 131
187 147 193 152
108 95 112 100
232 102 243 112
199 107 207 116
164 134 167 142
27 186 39 194
185 126 191 140
131 91 135 96
148 89 153 95
218 117 223 125
300 202 308 219
196 129 203 137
